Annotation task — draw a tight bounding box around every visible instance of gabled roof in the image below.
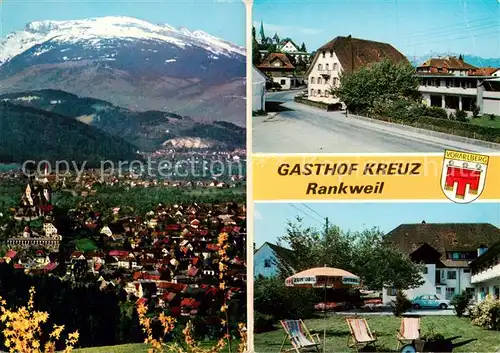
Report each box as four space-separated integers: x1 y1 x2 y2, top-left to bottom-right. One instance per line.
385 222 500 258
469 240 500 267
307 36 409 76
470 67 500 76
418 56 477 70
258 53 295 70
255 242 295 269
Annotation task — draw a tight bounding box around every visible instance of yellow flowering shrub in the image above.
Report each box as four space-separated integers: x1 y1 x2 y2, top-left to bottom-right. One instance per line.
137 232 247 353
0 287 79 353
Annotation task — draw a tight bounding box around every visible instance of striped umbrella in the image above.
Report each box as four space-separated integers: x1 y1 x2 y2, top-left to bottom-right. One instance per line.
285 266 361 352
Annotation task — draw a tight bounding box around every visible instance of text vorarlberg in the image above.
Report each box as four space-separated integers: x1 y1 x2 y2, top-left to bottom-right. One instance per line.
276 162 422 195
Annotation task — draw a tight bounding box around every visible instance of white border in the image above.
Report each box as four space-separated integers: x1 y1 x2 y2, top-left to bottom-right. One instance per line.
244 1 254 352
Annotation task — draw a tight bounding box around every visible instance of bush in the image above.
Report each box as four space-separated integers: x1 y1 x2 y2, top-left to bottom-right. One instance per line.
392 290 412 317
254 312 275 333
472 105 480 118
455 110 468 122
451 290 473 317
425 106 448 120
254 276 319 332
470 294 500 330
448 112 455 120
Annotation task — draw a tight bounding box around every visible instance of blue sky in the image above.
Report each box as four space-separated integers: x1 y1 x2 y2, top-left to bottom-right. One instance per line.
0 0 246 46
254 202 500 248
253 0 500 58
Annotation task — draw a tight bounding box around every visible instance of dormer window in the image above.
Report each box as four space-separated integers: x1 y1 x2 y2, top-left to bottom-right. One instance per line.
322 51 326 58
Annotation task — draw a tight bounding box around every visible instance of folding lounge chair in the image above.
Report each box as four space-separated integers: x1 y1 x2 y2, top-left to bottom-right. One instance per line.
279 319 321 353
345 317 378 352
396 317 420 350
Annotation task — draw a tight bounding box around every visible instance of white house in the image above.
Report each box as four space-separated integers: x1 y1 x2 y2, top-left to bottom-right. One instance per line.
252 65 267 112
382 222 500 304
416 57 500 114
276 40 310 63
305 35 409 105
254 242 295 278
470 241 500 302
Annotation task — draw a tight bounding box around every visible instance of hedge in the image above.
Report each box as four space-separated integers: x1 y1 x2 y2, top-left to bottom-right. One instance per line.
373 114 500 144
294 96 342 111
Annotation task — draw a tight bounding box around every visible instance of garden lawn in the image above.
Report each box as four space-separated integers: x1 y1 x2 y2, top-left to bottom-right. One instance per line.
255 316 500 353
470 116 500 129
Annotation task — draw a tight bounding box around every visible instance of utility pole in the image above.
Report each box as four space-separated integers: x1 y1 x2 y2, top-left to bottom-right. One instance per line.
325 217 329 234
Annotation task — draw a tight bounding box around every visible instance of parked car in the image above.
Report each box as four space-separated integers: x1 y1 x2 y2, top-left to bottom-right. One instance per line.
411 294 450 309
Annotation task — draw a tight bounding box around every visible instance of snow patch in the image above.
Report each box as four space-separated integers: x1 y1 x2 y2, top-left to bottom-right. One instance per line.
15 96 40 102
165 59 176 63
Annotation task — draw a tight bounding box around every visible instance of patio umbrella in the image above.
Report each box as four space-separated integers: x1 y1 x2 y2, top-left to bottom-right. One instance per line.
285 266 361 352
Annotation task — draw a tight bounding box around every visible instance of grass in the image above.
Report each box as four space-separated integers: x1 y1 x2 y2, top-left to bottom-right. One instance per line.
255 316 500 353
470 115 500 128
74 238 98 252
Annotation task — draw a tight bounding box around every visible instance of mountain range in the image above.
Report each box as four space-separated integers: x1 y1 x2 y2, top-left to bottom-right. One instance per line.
408 52 500 68
0 16 246 126
0 16 246 163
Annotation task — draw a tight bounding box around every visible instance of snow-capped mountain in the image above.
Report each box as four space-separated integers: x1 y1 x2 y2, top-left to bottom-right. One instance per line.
0 16 245 64
0 16 246 126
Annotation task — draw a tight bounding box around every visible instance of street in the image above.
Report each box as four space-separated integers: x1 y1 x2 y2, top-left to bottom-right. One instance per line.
331 309 455 316
253 91 500 153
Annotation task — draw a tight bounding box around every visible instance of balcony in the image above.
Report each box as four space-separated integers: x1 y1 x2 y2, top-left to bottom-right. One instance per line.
318 69 333 78
418 85 477 96
471 263 500 284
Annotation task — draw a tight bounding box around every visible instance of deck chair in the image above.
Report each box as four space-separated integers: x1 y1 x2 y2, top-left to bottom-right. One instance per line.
396 317 420 350
345 317 378 352
279 320 321 353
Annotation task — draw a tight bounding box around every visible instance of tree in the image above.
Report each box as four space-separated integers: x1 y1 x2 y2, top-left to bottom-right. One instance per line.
276 218 425 290
459 54 464 61
330 59 421 114
300 42 307 52
252 36 261 65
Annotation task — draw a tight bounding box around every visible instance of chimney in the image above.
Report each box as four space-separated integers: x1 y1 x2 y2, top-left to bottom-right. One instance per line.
421 220 426 224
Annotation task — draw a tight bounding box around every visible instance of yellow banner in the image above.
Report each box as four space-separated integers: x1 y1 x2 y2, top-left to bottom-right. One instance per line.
252 153 500 201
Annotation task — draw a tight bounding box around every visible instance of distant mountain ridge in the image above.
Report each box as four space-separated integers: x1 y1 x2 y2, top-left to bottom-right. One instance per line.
0 89 245 151
0 16 246 126
407 52 500 68
0 101 139 165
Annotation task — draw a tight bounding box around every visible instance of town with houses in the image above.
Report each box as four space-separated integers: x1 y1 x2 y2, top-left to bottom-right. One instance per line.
0 164 246 322
252 22 500 117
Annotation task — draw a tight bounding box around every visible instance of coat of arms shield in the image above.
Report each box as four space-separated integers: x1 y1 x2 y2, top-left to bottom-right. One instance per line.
440 150 489 204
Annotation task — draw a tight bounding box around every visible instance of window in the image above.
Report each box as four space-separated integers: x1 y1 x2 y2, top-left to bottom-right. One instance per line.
310 77 315 84
464 269 470 273
436 287 442 294
447 270 457 280
322 51 325 58
445 287 456 300
264 259 271 268
329 50 333 57
333 78 338 87
325 63 329 70
280 79 286 85
324 77 329 84
423 267 428 274
310 89 315 96
317 77 322 85
318 64 323 71
387 288 397 296
333 63 338 71
318 89 322 96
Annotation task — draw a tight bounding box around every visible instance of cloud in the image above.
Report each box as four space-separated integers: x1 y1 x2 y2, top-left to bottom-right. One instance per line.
254 208 263 221
252 21 323 37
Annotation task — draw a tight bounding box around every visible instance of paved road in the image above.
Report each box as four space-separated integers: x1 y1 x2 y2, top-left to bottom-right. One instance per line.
330 309 454 316
253 91 500 153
